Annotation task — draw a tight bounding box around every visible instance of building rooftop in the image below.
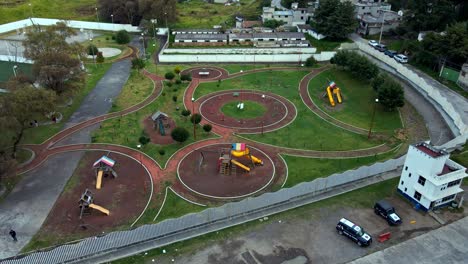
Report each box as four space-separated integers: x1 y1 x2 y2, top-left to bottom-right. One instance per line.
297 24 312 30
242 20 262 28
175 34 228 40
274 10 293 16
414 142 448 158
438 164 458 176
173 28 221 33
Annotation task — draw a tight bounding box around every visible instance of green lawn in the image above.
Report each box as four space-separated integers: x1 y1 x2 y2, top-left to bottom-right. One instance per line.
282 149 398 188
221 101 266 119
92 80 216 166
0 0 96 24
308 68 402 132
0 61 32 83
155 188 206 222
451 145 468 168
21 63 112 144
175 0 261 28
111 177 399 263
195 70 380 151
110 70 154 112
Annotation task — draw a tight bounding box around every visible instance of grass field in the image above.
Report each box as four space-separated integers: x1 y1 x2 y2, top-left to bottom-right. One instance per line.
111 177 399 263
283 149 398 188
0 0 96 24
0 61 32 83
155 188 206 222
175 0 261 28
92 80 216 166
110 70 154 112
21 63 112 144
195 70 381 151
308 68 402 132
221 101 266 119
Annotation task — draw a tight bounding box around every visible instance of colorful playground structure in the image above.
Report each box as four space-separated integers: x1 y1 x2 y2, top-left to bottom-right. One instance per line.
78 189 110 219
217 143 263 175
151 111 170 136
324 81 343 107
93 155 118 190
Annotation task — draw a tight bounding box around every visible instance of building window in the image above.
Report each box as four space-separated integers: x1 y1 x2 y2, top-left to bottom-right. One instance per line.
404 188 407 192
414 191 422 201
401 181 404 185
440 187 446 191
301 16 304 20
447 179 461 188
418 176 426 186
362 7 365 9
192 40 197 43
409 173 412 177
441 194 455 203
205 40 209 42
269 39 275 41
405 166 408 171
258 39 264 41
217 40 223 42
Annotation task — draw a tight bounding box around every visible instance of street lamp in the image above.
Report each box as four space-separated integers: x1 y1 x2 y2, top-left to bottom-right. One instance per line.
378 9 392 44
110 14 114 24
95 7 99 22
89 38 96 68
367 98 379 139
192 97 197 140
28 3 33 18
151 19 157 41
141 33 146 59
136 144 142 164
12 65 18 77
164 12 168 28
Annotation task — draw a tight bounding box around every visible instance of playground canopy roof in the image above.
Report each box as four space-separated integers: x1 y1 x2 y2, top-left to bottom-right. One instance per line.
151 111 168 121
93 156 116 167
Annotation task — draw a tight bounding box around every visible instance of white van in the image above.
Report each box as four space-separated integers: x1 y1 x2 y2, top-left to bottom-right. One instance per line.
394 54 408 63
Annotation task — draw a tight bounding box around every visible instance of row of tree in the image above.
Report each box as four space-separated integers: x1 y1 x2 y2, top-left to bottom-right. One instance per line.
331 50 404 111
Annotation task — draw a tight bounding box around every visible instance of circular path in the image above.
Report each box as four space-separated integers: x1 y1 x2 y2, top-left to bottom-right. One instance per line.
181 66 228 81
199 90 296 133
177 144 275 199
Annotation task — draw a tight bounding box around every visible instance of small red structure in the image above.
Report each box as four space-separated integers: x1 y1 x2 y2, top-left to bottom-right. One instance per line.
378 232 391 242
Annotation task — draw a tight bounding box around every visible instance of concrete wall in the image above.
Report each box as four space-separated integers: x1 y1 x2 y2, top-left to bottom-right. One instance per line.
162 47 317 54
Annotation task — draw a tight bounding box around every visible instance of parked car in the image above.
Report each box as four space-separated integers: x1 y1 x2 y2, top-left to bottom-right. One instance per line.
336 218 372 247
384 50 397 58
374 200 402 225
368 40 378 47
375 44 387 52
394 54 408 63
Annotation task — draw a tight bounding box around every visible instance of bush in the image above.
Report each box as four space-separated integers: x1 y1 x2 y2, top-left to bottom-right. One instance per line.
115 30 130 44
158 149 165 156
202 124 212 133
181 109 191 117
138 136 150 145
166 82 173 87
87 44 99 56
131 58 145 69
171 127 190 143
174 66 181 74
305 56 317 67
377 78 405 111
180 74 192 81
190 113 202 124
172 95 177 102
111 35 116 40
175 79 182 84
331 50 379 80
165 72 175 80
96 52 104 63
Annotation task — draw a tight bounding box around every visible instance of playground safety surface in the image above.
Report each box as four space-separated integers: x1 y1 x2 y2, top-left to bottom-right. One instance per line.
143 116 176 145
177 144 276 199
38 151 151 238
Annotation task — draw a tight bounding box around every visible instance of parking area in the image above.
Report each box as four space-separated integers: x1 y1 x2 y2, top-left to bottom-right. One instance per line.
154 188 467 264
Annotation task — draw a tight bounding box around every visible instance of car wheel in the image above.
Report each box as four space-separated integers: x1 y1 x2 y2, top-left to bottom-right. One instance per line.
338 230 343 235
374 209 379 215
357 241 362 247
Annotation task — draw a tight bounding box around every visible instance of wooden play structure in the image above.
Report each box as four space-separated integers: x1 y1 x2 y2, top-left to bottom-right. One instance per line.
78 189 110 219
217 143 263 175
323 81 343 107
93 155 117 190
151 111 170 136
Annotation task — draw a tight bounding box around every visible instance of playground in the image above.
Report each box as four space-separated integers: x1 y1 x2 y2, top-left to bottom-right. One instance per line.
28 151 151 245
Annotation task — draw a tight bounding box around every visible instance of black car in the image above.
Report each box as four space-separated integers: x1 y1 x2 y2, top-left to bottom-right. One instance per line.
375 44 387 52
374 200 402 225
384 50 397 58
336 218 372 247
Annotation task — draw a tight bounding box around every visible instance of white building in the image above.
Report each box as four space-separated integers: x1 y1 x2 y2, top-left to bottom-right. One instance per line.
354 0 403 35
262 3 312 26
398 142 467 211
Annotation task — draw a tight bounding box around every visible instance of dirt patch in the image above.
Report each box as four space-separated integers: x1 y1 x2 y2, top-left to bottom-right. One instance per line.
143 116 176 145
178 144 275 199
38 151 150 239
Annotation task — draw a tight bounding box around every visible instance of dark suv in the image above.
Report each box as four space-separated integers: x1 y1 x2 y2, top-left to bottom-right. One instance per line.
374 200 402 225
336 218 372 246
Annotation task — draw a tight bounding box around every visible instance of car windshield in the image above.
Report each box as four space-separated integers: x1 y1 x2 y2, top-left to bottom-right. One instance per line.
354 226 364 236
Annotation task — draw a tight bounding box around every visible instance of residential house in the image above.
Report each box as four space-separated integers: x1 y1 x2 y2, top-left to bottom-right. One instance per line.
354 0 403 35
297 24 325 40
457 63 468 90
398 142 467 211
262 3 312 26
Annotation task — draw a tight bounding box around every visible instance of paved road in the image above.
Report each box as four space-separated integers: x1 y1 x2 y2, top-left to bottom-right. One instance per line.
350 216 468 264
0 38 140 259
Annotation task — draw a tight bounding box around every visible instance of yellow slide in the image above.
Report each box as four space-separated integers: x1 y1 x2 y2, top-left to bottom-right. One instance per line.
231 159 250 172
326 86 335 106
96 170 103 190
250 155 263 165
89 203 110 215
334 87 342 103
231 148 263 165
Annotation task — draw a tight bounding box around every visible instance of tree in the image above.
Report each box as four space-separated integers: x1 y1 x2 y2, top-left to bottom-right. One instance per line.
138 0 177 26
312 0 357 40
331 51 379 80
131 58 145 69
190 113 202 125
180 74 192 81
165 72 175 80
202 124 212 133
377 79 405 111
87 44 99 56
171 127 189 143
0 87 57 157
172 95 177 102
115 30 131 44
372 73 387 91
174 66 181 75
23 22 84 95
181 109 191 119
96 52 105 63
305 56 317 67
98 0 140 25
263 19 285 29
402 0 456 32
